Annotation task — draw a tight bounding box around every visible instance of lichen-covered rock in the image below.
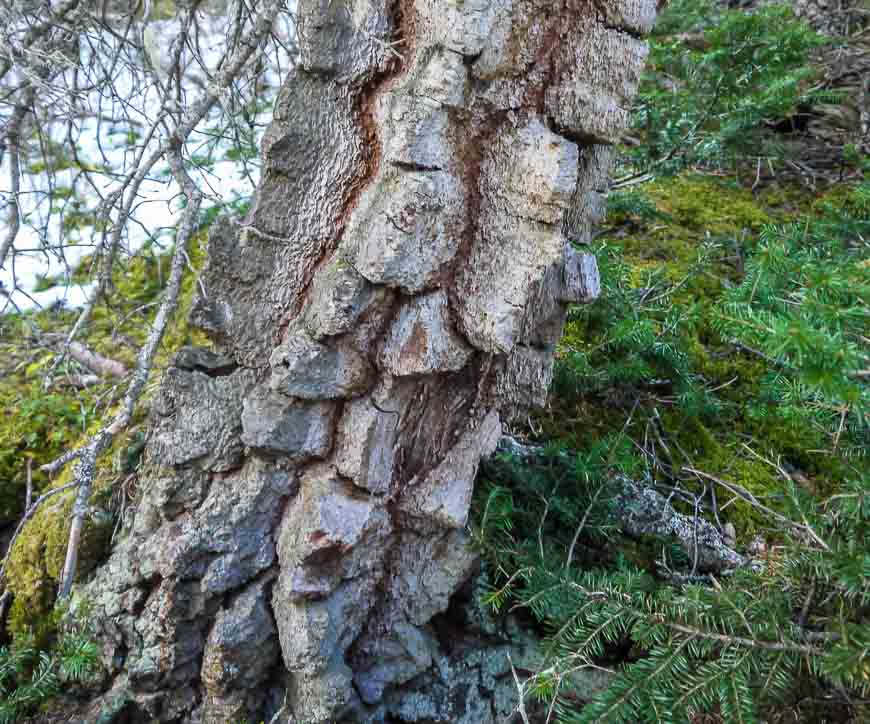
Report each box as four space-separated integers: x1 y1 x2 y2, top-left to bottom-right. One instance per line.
455 119 578 355
790 0 866 35
201 577 280 722
302 255 379 340
269 327 373 400
344 167 465 294
148 367 253 472
615 478 745 572
173 346 236 376
545 21 649 144
399 410 500 528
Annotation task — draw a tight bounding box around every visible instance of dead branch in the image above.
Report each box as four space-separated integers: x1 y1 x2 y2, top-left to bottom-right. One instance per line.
51 143 201 599
684 466 831 552
508 653 533 724
664 621 824 656
47 0 287 382
0 91 31 271
65 342 128 378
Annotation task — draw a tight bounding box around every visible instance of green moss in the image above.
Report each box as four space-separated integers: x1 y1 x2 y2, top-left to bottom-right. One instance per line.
0 376 90 528
646 175 774 235
602 176 794 311
814 181 870 220
1 228 211 638
3 424 138 636
541 173 840 545
611 177 820 285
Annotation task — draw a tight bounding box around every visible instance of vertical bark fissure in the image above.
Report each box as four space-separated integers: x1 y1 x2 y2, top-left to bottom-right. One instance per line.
275 3 413 333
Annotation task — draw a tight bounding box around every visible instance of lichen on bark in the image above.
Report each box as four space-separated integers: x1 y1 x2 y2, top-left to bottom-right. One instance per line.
75 1 658 721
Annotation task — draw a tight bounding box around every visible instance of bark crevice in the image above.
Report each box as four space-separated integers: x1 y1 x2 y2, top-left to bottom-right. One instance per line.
76 1 658 722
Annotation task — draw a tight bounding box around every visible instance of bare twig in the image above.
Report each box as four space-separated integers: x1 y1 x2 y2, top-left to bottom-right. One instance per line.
508 653 532 724
0 92 32 271
52 143 201 598
684 466 830 552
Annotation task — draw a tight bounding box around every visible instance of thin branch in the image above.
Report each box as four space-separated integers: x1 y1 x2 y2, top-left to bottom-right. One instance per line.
508 653 532 724
51 144 201 599
66 341 128 379
0 91 32 271
48 0 285 376
665 621 823 655
684 466 831 552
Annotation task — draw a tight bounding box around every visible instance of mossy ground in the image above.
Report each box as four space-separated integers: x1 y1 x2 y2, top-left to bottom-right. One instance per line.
537 174 863 541
0 232 208 639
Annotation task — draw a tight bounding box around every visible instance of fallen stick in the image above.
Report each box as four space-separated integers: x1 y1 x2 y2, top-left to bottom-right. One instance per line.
67 342 128 379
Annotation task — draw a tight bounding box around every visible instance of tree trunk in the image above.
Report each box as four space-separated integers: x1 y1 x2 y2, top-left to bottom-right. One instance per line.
81 1 657 721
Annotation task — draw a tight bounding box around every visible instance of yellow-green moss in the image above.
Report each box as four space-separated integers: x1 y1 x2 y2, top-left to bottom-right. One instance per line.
647 175 775 234
544 173 835 544
4 425 139 637
612 176 820 287
655 412 783 536
1 229 210 638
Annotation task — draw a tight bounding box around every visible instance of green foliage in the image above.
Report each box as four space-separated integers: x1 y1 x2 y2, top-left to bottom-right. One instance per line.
0 628 98 723
477 440 868 721
712 203 869 461
0 374 89 528
0 231 210 635
629 2 828 175
474 6 869 717
555 236 715 415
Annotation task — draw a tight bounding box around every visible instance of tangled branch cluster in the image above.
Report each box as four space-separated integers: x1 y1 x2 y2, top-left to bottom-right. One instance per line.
0 0 295 598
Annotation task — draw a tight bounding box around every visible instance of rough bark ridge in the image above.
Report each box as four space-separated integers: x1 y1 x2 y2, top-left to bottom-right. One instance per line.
80 1 656 721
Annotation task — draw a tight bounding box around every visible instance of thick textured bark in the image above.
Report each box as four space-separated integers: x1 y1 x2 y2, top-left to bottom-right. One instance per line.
80 1 656 722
